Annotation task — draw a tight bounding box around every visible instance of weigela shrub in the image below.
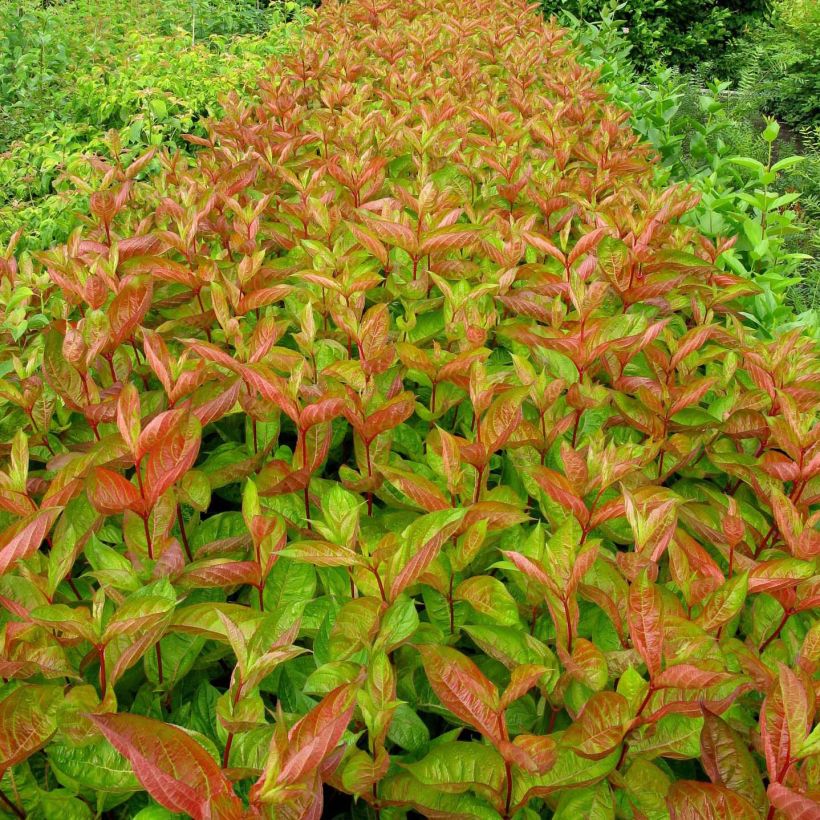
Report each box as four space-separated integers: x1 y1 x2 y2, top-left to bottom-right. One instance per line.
0 1 818 818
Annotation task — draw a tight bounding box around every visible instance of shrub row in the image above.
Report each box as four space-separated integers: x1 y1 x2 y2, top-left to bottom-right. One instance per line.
0 0 818 818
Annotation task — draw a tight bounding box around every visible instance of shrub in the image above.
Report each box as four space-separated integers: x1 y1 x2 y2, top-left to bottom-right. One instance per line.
736 0 820 129
0 0 819 818
0 0 287 144
539 0 770 77
565 5 819 338
0 0 307 252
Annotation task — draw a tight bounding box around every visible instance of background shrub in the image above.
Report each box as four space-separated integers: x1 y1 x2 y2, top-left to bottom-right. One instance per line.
539 0 770 77
735 0 820 128
0 0 307 252
562 4 819 338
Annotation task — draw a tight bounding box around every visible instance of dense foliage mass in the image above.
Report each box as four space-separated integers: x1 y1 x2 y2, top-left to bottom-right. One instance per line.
539 0 770 76
0 0 819 818
562 7 819 339
0 0 306 251
739 0 820 128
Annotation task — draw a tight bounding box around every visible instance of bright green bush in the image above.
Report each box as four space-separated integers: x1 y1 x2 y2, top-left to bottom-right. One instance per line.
0 0 275 143
736 0 820 128
540 0 770 77
0 0 306 252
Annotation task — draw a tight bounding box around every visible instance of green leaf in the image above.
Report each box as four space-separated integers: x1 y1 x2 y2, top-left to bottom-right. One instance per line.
387 703 430 752
380 771 499 819
695 572 748 632
48 740 141 796
38 789 94 820
454 575 520 626
262 559 316 620
514 745 620 804
404 741 505 798
561 692 631 759
770 155 804 173
701 710 765 806
0 685 62 772
552 781 614 820
376 594 419 650
131 806 179 820
463 624 558 690
629 714 703 760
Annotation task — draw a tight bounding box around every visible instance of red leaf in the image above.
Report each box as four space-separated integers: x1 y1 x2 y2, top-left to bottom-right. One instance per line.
89 712 244 820
300 397 346 430
501 664 552 710
179 560 262 590
761 680 793 784
389 508 465 599
382 466 451 512
667 780 759 819
0 507 62 576
700 710 766 808
561 691 630 759
109 276 153 347
89 467 143 516
654 664 740 690
241 364 300 422
276 682 358 786
417 644 503 743
420 225 480 255
568 227 608 265
0 685 61 773
502 550 559 596
768 783 820 820
670 326 715 369
361 393 415 443
523 231 565 264
142 330 173 395
532 466 588 523
628 570 664 678
138 410 202 508
480 388 525 453
117 383 141 454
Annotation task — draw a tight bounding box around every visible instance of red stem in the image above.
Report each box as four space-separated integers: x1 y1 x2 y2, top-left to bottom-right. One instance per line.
448 572 455 635
0 790 24 819
571 410 580 447
303 485 311 528
155 642 164 685
760 609 791 652
561 596 573 653
222 733 234 769
98 645 107 698
755 523 777 558
617 684 655 771
142 514 154 560
371 566 386 602
503 759 513 818
222 681 243 768
177 504 193 561
135 460 154 559
67 576 82 600
301 431 312 529
473 464 484 504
